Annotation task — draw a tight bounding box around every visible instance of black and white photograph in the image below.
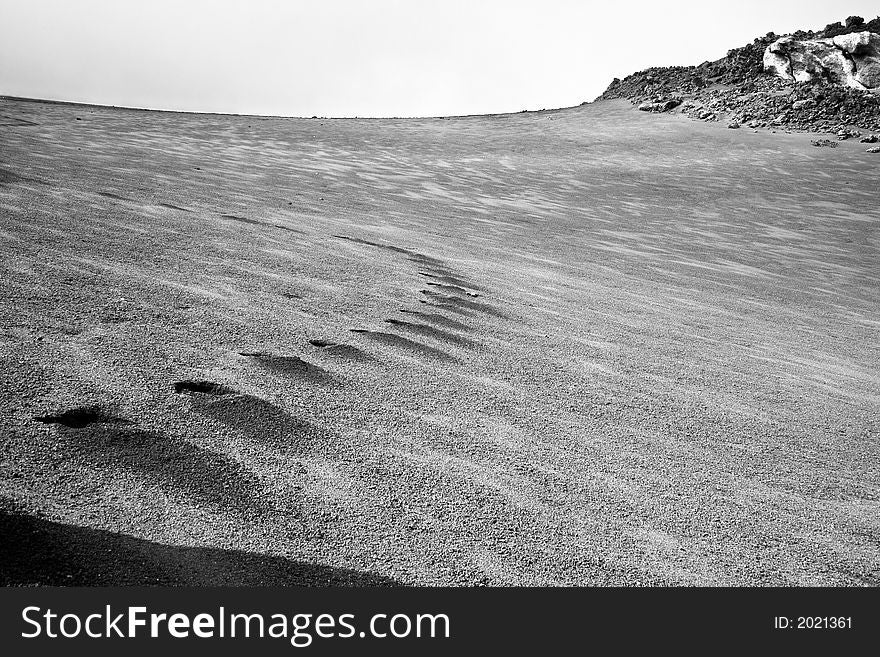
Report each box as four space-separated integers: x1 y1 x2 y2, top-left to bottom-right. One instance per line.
0 0 877 649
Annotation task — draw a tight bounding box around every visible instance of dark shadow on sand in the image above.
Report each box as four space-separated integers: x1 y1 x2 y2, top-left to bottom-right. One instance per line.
98 191 135 202
57 426 268 515
222 213 261 225
0 504 402 586
308 339 377 363
418 270 484 292
383 318 476 347
420 290 504 317
350 329 456 361
0 166 46 186
190 392 326 449
158 202 192 212
239 352 335 385
397 309 472 332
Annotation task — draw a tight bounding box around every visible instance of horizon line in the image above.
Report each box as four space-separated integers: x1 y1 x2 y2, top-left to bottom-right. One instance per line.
0 94 596 122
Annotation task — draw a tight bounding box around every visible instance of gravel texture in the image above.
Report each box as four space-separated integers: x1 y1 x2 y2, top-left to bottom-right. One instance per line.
0 96 878 586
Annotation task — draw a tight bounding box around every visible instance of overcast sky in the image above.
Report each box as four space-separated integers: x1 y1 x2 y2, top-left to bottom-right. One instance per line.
1 0 877 117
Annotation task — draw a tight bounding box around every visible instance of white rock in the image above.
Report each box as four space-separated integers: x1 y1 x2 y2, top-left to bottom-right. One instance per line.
763 31 880 90
832 31 876 54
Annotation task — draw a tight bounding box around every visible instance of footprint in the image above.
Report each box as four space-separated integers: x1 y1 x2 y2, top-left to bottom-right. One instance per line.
334 235 379 247
383 318 474 347
425 282 481 297
274 224 305 234
405 254 448 270
334 236 445 267
158 202 192 212
420 290 502 317
350 329 454 361
34 406 126 429
174 382 322 449
194 393 321 448
417 291 473 315
397 309 471 332
333 235 410 253
174 380 235 396
238 352 332 383
222 214 261 225
308 339 375 362
0 115 38 127
0 168 23 185
98 191 134 202
0 168 45 186
418 298 471 315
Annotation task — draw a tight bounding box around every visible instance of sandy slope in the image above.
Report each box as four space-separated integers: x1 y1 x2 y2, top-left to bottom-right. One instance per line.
0 97 877 586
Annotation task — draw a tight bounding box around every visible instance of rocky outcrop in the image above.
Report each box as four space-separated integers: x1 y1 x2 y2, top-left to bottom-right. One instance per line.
598 17 880 134
763 31 880 89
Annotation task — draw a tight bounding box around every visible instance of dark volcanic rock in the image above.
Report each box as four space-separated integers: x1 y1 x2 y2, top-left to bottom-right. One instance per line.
598 17 880 134
637 98 682 112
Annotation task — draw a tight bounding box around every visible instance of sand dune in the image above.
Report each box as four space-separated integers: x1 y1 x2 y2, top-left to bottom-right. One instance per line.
0 97 877 585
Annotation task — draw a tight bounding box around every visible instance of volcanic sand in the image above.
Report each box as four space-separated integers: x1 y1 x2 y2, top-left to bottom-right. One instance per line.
0 97 878 585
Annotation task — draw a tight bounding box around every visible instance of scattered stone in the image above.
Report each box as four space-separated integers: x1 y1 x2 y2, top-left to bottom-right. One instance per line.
811 139 839 147
837 128 862 140
867 146 880 153
860 134 879 142
637 98 682 112
728 122 740 129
